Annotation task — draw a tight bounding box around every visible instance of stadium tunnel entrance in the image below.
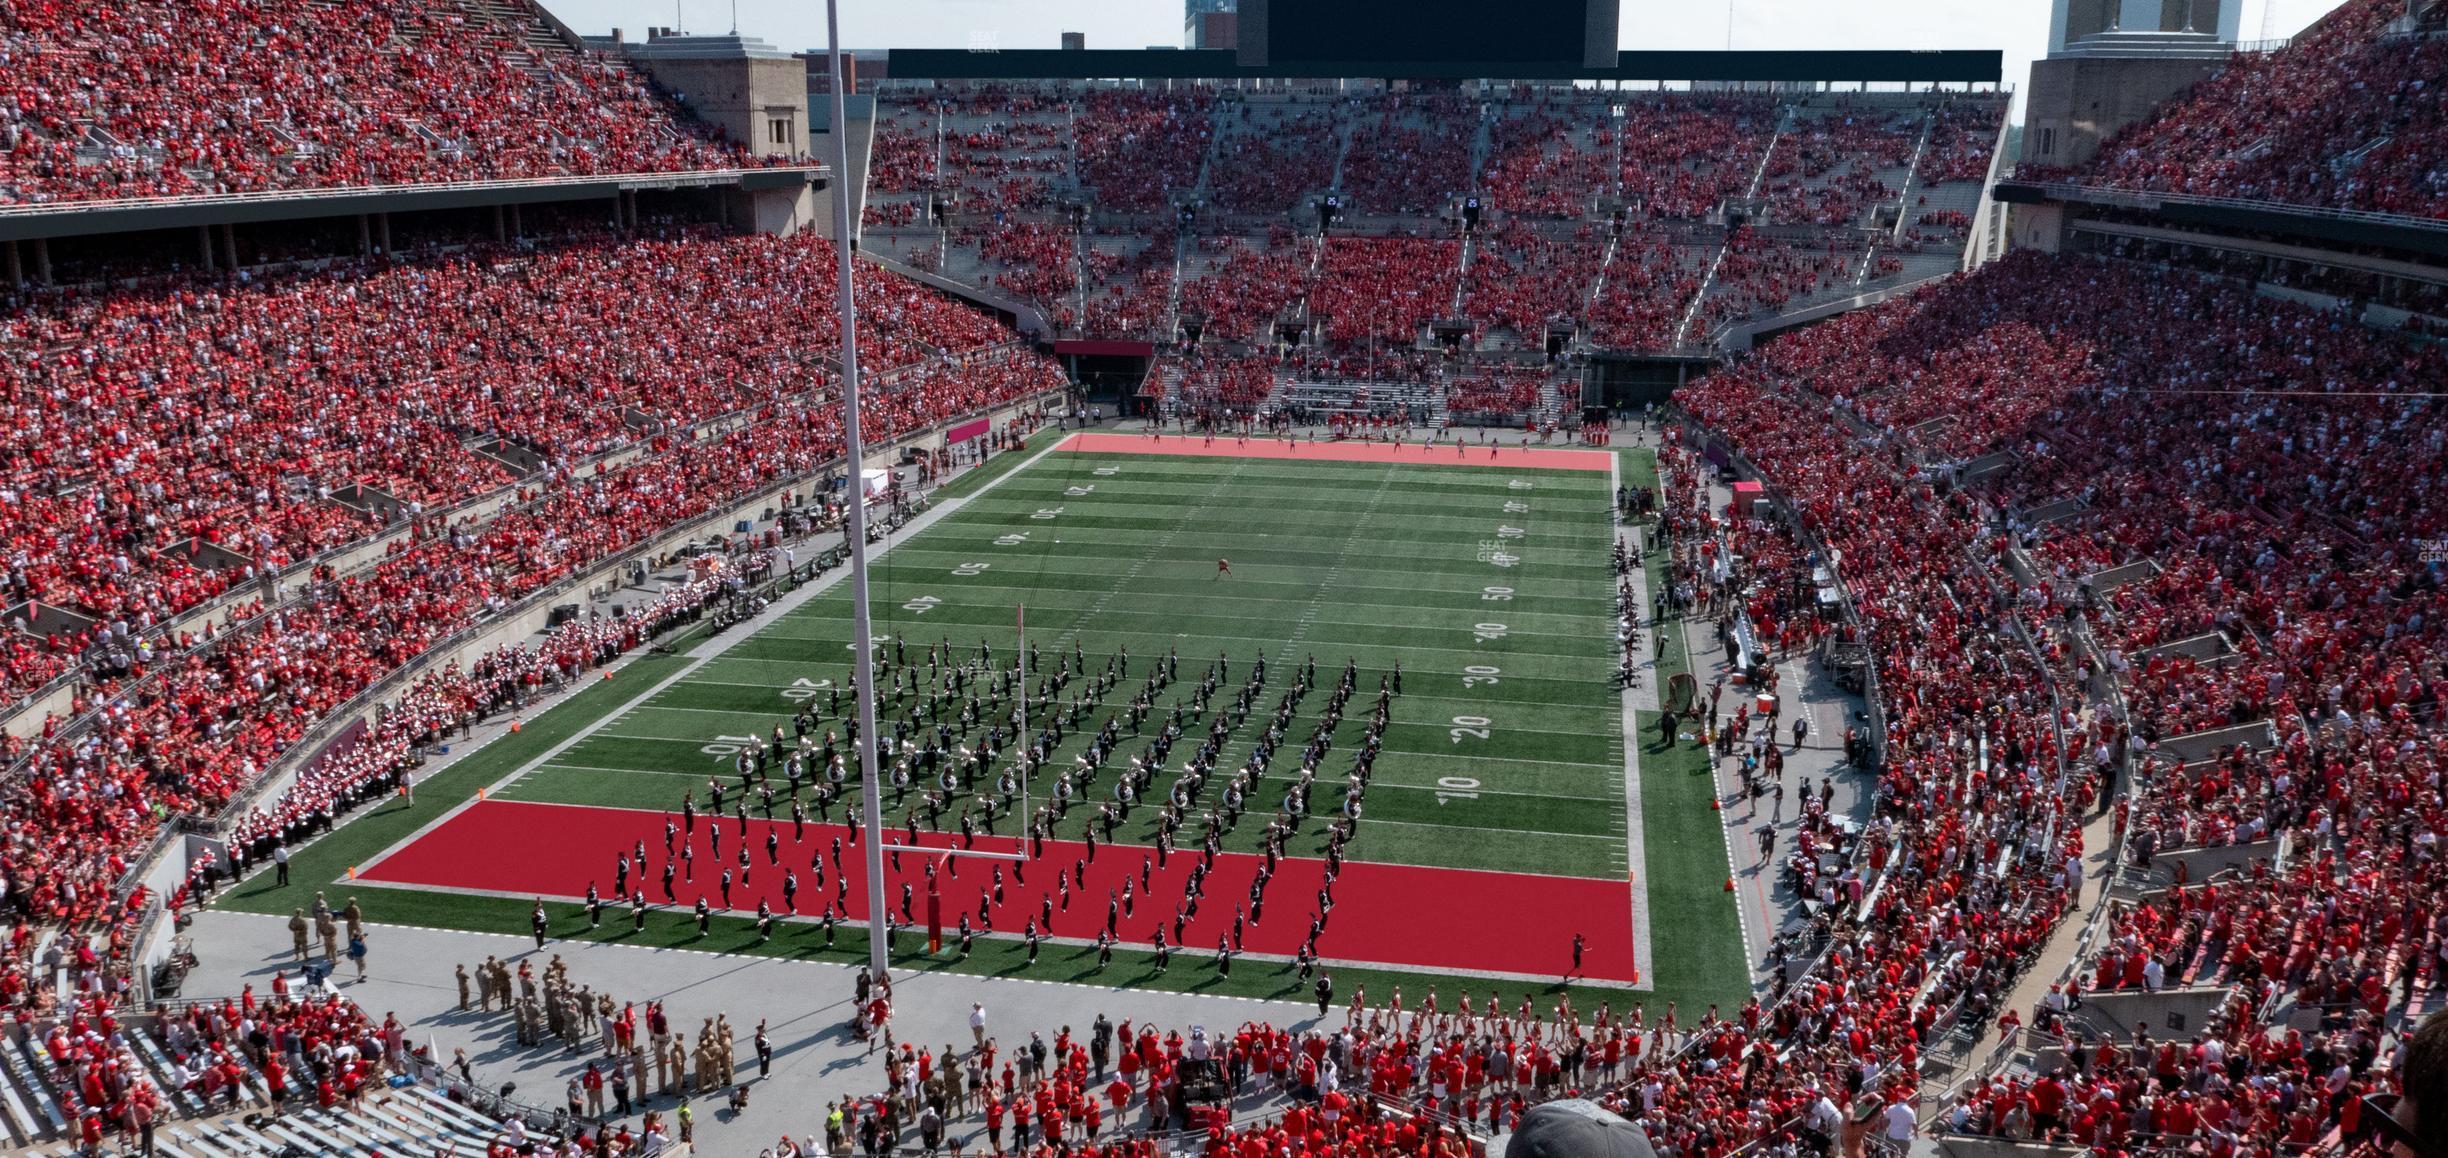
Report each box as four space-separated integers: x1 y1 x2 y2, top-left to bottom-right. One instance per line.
1585 353 1712 413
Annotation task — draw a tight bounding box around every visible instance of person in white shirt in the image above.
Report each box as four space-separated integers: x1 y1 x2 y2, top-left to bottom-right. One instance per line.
1883 1098 1917 1142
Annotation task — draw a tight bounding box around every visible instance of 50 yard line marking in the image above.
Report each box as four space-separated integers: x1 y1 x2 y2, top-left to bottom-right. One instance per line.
1052 458 1249 650
1275 465 1398 666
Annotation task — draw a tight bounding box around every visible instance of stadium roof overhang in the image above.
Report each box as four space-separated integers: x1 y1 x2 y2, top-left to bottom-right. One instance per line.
0 166 827 244
1993 180 2448 259
883 48 2002 85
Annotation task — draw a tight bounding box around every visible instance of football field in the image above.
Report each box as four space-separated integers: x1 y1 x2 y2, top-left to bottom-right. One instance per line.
304 434 1745 1006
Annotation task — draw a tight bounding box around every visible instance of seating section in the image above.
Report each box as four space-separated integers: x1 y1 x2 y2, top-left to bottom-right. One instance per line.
1584 232 1713 350
1339 92 1477 215
0 229 1030 713
0 989 584 1151
1615 96 1781 220
2042 0 2448 219
871 83 2004 353
0 0 775 205
1165 353 1280 422
0 230 1061 1009
1479 98 1613 217
1178 230 1313 343
1759 105 1917 226
1662 367 2087 1156
1460 221 1604 342
1212 101 1338 213
1444 365 1565 424
1683 247 2448 1158
1310 237 1461 345
1076 89 1213 213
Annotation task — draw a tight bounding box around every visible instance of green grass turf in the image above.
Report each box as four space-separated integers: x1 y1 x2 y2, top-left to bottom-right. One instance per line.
213 442 1749 1011
1621 443 1747 1005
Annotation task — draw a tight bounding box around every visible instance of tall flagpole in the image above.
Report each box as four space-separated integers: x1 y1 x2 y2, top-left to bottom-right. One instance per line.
822 0 892 983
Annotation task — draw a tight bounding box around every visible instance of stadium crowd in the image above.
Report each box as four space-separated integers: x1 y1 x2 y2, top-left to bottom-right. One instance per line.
1180 231 1313 344
1681 246 2445 1158
1212 105 1340 214
1077 90 1213 214
0 229 1027 713
1338 93 1476 216
1460 222 1604 340
0 235 1063 1026
1662 364 2095 1158
1480 101 1613 218
2039 0 2448 219
1311 238 1462 346
0 0 776 205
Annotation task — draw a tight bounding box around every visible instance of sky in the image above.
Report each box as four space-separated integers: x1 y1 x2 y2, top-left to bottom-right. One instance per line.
550 0 2352 117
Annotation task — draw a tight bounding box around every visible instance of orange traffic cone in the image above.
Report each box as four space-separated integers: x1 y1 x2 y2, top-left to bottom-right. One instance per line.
478 787 488 800
348 865 358 880
1709 797 1721 811
509 718 522 734
602 668 615 681
1724 876 1736 892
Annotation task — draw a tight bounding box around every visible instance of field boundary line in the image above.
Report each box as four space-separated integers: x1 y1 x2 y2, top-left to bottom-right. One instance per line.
1614 451 1657 990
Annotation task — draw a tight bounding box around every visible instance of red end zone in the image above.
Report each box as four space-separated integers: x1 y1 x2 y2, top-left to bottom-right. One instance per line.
362 799 1639 983
1057 432 1611 472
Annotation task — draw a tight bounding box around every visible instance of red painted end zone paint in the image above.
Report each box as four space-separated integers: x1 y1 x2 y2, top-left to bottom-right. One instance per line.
363 799 1637 982
1056 432 1611 472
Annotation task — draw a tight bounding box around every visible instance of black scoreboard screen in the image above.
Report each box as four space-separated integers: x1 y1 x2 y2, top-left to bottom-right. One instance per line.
1248 0 1618 69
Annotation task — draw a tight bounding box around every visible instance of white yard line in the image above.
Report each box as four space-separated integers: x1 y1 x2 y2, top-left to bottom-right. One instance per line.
738 625 1611 658
351 437 1078 879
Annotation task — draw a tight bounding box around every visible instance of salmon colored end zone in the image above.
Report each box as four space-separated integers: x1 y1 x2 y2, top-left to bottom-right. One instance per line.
363 799 1640 983
1056 432 1613 472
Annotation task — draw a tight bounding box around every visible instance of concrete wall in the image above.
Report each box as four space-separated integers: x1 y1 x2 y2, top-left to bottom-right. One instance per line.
2071 984 2237 1039
749 182 819 235
2126 835 2283 891
1938 1137 2089 1158
2023 55 2224 169
2009 201 2068 255
636 55 810 163
1965 116 2018 270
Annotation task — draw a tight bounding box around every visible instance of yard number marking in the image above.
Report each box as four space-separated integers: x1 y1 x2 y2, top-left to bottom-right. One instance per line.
781 677 834 702
701 733 758 758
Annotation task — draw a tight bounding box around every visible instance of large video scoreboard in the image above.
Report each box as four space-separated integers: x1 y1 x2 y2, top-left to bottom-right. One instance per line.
1239 0 1621 70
